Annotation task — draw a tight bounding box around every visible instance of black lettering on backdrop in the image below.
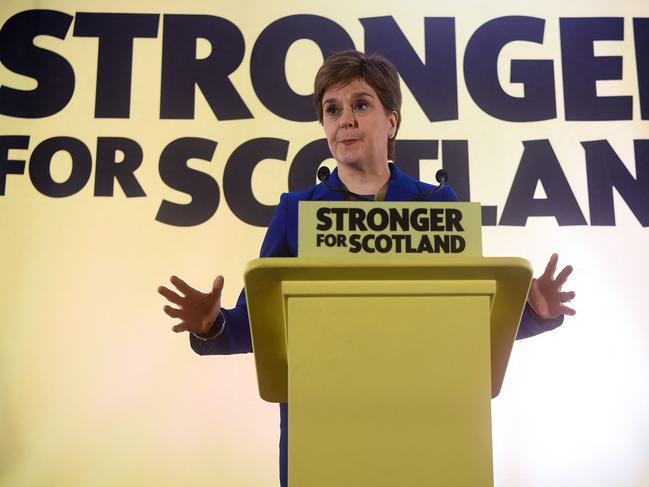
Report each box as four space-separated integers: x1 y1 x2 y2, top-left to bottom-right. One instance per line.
584 139 649 226
362 16 458 121
464 16 556 122
500 139 587 225
160 15 251 120
390 139 498 224
393 139 438 180
634 18 649 120
251 15 354 121
0 10 74 118
73 13 159 118
29 137 92 197
0 135 29 195
0 12 646 124
223 137 288 227
5 133 648 228
560 17 632 121
156 137 219 226
0 11 646 228
288 138 331 191
94 137 146 197
439 140 497 226
394 140 468 208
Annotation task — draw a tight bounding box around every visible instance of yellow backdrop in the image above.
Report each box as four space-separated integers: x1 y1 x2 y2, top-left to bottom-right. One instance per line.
1 0 648 485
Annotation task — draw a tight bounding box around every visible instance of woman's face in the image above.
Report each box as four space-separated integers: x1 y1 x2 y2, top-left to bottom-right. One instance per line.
321 78 398 171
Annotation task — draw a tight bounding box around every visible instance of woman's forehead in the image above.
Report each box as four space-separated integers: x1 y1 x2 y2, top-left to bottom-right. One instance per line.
322 78 378 103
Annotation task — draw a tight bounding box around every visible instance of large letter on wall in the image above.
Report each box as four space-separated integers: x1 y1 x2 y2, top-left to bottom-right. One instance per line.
224 138 289 227
634 18 649 120
362 16 458 121
156 138 220 226
584 140 649 226
73 13 159 118
160 15 251 120
500 140 587 226
464 16 556 122
0 10 74 118
251 15 354 121
561 17 632 121
464 16 557 122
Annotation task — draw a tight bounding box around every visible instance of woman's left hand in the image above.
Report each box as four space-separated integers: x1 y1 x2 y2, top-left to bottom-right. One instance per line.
527 253 576 320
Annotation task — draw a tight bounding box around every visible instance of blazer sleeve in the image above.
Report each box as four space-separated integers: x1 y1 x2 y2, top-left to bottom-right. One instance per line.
516 307 564 339
190 193 291 355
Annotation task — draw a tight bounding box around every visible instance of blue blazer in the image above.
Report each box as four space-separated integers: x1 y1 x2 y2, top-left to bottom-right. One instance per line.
190 163 562 486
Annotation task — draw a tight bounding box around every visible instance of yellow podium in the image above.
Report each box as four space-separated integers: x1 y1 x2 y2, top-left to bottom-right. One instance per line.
244 256 532 487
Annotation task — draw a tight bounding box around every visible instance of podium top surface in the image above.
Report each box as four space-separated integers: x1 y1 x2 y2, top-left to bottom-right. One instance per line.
244 256 533 402
245 256 531 280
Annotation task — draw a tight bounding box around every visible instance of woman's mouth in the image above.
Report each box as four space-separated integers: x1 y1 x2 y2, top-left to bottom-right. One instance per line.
340 139 358 145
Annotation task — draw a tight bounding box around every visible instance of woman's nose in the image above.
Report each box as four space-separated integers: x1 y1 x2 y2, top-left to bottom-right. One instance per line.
339 107 356 128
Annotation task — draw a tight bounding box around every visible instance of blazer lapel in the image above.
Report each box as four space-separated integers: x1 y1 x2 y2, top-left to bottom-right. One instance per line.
384 163 421 201
312 163 421 202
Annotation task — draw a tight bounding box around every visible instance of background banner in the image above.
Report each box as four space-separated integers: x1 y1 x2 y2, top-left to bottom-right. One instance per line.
1 0 648 485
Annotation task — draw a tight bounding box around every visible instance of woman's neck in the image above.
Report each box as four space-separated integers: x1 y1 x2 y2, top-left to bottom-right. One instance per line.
337 162 391 195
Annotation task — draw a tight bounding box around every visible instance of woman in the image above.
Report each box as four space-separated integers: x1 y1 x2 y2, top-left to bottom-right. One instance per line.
158 50 576 486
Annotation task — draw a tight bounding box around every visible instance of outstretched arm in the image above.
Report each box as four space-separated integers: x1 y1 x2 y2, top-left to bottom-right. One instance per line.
158 274 254 355
159 193 292 355
528 253 576 320
158 275 224 336
517 254 576 339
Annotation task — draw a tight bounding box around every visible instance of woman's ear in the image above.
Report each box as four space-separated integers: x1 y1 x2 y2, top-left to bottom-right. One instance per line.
389 111 399 137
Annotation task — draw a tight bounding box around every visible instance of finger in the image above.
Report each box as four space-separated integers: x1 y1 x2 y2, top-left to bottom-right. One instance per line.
172 322 188 333
541 253 558 279
212 275 224 294
170 275 192 296
555 265 573 287
158 286 184 305
163 305 182 319
559 291 576 302
559 304 576 316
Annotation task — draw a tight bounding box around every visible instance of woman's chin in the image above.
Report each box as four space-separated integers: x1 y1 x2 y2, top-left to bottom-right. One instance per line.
334 149 369 167
336 157 361 166
335 157 389 172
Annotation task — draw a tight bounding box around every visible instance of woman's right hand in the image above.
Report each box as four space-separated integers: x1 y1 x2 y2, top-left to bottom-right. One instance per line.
158 275 224 336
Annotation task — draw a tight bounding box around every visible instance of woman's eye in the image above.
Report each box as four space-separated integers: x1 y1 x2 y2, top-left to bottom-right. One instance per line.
353 102 368 111
325 106 339 116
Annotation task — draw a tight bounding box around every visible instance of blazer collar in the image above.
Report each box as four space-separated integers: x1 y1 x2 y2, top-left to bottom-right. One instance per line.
312 163 420 201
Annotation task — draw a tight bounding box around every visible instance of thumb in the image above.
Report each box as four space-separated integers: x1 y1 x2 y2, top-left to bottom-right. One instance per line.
212 275 225 295
172 323 187 333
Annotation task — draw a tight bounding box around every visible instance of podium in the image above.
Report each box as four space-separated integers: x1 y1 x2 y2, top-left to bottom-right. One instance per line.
244 256 532 486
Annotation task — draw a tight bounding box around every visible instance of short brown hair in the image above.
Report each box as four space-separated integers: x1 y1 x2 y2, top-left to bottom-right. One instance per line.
313 50 402 161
